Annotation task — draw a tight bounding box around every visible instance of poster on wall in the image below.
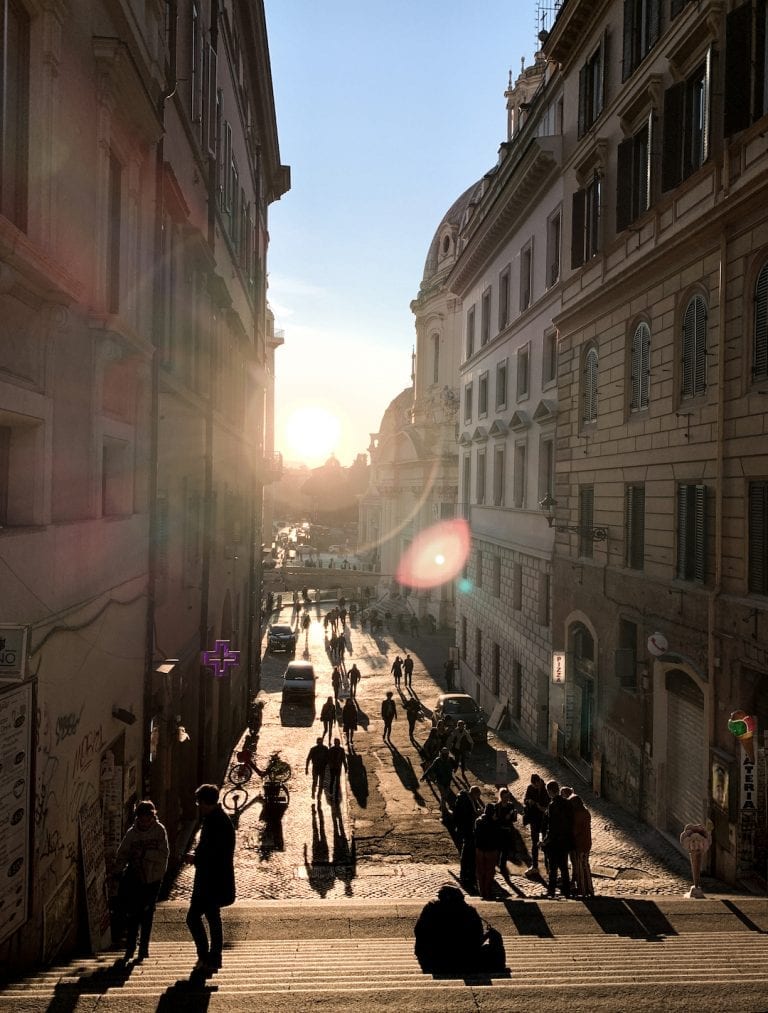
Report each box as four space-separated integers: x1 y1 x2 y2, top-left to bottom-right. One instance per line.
0 682 32 946
78 799 112 952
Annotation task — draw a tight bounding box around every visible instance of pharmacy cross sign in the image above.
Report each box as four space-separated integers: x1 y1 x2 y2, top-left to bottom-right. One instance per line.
201 640 240 678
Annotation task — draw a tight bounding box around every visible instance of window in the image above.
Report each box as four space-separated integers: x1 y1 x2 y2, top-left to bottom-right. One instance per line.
629 322 651 412
677 484 706 582
543 329 557 386
616 619 638 688
724 1 768 137
432 333 440 384
493 445 505 506
476 450 486 504
517 345 529 400
578 32 608 137
462 455 471 513
616 116 652 232
539 437 555 502
478 372 488 416
205 45 218 155
662 53 711 190
107 152 122 314
481 288 491 345
681 295 707 398
492 643 501 696
475 549 483 589
582 345 599 424
492 556 501 597
461 616 468 658
754 263 768 381
0 0 29 228
464 381 473 424
475 628 483 680
513 563 523 610
520 241 533 311
571 173 601 268
547 209 561 287
496 360 508 409
625 484 645 570
579 486 594 559
749 481 768 594
466 306 476 358
513 442 526 508
622 0 661 80
190 3 202 123
498 267 511 330
512 661 522 719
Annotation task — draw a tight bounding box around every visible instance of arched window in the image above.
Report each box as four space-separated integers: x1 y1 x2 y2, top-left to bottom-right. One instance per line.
582 345 598 424
629 322 650 412
754 262 768 381
681 295 707 398
432 333 440 384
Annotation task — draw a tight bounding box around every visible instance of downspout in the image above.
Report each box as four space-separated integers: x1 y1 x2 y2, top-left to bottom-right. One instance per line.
143 0 178 797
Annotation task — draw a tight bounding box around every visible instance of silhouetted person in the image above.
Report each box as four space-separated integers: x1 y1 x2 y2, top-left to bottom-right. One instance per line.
543 779 573 899
381 691 397 742
414 885 505 976
342 697 358 748
114 800 169 963
403 653 414 688
391 655 403 688
421 747 456 817
452 785 483 891
305 737 329 799
327 738 347 802
523 772 549 877
331 666 342 702
320 696 336 744
348 663 361 698
474 802 501 900
404 696 421 739
443 658 455 690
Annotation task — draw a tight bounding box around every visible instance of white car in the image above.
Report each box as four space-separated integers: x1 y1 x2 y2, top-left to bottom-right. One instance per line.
281 661 316 702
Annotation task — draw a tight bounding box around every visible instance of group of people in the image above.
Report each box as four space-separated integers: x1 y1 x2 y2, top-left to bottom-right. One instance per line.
524 776 594 899
305 735 349 802
390 653 415 689
113 784 236 977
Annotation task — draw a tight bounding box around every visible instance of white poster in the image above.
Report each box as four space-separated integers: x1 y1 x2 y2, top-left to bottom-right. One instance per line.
0 682 32 945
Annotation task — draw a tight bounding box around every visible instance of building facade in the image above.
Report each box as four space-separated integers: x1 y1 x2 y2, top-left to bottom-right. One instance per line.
0 0 288 968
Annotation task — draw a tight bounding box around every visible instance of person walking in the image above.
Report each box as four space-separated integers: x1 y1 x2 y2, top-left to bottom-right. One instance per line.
523 773 550 878
114 800 169 963
381 691 397 742
542 779 573 899
452 785 483 892
569 794 594 897
404 696 421 740
444 658 455 690
449 720 474 778
320 696 336 744
305 737 329 799
331 666 342 703
474 803 501 900
341 697 358 750
327 737 348 802
391 655 403 689
184 784 236 975
420 747 456 818
348 663 361 699
403 653 414 689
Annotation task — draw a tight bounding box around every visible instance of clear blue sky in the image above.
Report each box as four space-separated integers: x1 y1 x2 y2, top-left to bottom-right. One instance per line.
265 1 537 466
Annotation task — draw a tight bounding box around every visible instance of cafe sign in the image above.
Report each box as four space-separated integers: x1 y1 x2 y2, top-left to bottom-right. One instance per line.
0 627 28 683
552 651 566 685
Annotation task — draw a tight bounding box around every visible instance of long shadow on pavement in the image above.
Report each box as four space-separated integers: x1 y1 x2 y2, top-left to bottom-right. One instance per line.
347 752 369 807
44 960 134 1012
582 897 677 937
389 745 428 807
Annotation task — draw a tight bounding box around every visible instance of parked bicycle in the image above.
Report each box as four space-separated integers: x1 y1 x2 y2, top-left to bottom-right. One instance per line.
228 746 292 804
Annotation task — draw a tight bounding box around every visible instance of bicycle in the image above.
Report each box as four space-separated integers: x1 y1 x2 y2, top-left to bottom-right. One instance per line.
228 747 292 804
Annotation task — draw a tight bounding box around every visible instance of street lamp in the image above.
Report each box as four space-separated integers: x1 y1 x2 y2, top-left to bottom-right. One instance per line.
538 494 608 541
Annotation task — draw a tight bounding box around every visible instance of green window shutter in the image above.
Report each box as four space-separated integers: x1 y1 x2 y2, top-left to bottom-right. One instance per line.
748 482 768 594
694 484 706 584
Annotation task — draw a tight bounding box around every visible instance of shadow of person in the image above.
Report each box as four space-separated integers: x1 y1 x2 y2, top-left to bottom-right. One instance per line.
390 747 427 807
347 752 369 807
303 804 332 898
414 885 508 979
157 978 215 1009
332 807 356 896
45 959 135 1013
355 704 370 730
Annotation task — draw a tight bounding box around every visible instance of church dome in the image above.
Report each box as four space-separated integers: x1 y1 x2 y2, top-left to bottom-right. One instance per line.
421 180 482 286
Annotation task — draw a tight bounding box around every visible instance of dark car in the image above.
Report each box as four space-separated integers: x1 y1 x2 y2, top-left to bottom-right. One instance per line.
281 661 316 702
432 693 488 745
267 624 296 654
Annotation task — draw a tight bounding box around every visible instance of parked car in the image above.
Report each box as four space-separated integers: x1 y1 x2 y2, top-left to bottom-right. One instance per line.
281 661 316 702
267 624 296 654
432 693 488 745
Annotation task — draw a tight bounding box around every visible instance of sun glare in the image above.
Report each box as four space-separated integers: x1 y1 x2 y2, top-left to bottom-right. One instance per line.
284 406 341 465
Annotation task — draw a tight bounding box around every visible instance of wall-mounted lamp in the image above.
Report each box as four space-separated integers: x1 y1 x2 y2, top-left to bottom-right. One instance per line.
112 706 137 726
538 494 608 541
155 658 179 676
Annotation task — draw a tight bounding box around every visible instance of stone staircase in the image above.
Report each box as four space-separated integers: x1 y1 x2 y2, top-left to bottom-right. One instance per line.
3 899 768 1011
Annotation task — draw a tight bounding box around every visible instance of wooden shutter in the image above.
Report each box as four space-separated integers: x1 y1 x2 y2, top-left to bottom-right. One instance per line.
755 0 766 120
682 299 696 397
662 82 685 191
725 3 753 136
583 347 598 423
694 296 707 394
640 321 650 408
206 46 218 155
626 485 645 568
571 189 586 268
630 324 642 411
702 46 713 165
754 264 768 379
616 137 633 232
599 30 609 117
694 484 706 583
622 0 635 82
578 63 588 137
677 484 690 578
748 482 768 594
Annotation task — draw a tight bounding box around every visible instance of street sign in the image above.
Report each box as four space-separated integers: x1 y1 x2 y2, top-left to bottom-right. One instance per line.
552 651 566 684
0 626 28 683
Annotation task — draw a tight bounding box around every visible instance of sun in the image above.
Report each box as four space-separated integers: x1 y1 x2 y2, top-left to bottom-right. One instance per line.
284 406 341 465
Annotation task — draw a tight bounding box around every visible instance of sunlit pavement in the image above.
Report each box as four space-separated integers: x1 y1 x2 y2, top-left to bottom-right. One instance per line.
168 603 739 902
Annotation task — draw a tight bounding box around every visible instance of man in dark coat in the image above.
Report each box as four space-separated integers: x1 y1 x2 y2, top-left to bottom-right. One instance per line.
414 884 505 975
305 737 329 798
542 779 573 899
381 691 397 742
184 784 236 974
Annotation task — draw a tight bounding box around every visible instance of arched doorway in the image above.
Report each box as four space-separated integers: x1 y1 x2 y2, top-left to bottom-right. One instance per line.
568 622 595 762
664 668 706 836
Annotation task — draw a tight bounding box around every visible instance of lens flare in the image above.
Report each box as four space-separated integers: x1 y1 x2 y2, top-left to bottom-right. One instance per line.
396 520 471 589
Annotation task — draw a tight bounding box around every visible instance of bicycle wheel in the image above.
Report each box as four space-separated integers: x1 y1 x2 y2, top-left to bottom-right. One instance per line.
267 757 292 784
222 786 249 812
229 762 253 786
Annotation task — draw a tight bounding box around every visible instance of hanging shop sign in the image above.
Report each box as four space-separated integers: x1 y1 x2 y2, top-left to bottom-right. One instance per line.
552 651 566 684
201 639 240 678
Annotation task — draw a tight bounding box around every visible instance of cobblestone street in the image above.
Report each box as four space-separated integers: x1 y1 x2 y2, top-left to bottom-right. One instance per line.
169 601 736 903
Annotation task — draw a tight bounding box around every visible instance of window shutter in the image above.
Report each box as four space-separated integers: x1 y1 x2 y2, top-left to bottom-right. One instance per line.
644 110 654 213
677 484 690 578
682 300 696 397
702 46 713 165
599 30 609 116
640 321 650 408
725 3 752 136
622 0 635 82
755 0 766 121
694 484 706 583
616 137 633 233
630 325 642 411
649 0 661 50
578 63 588 138
754 264 768 379
694 296 707 394
571 189 586 268
626 485 645 568
662 82 685 191
748 482 768 594
207 46 218 155
583 347 598 423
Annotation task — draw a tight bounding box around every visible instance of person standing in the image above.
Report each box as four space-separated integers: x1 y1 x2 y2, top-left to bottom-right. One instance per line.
348 663 361 699
331 666 342 703
305 737 329 799
381 691 397 742
327 737 348 802
569 795 594 897
449 720 473 778
542 779 573 899
341 697 358 750
114 800 169 963
320 696 336 744
523 773 550 877
443 658 455 691
452 785 483 892
184 784 236 975
496 787 519 878
404 696 421 740
391 655 403 689
474 803 501 900
420 747 456 817
403 653 414 689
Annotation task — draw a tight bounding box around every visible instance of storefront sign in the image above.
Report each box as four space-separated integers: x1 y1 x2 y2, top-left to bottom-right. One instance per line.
0 682 32 945
552 651 566 684
201 639 240 678
0 626 28 683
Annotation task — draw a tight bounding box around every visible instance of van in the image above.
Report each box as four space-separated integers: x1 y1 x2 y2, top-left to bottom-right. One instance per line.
281 661 316 702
